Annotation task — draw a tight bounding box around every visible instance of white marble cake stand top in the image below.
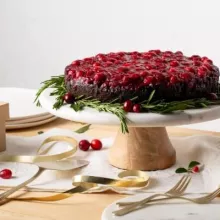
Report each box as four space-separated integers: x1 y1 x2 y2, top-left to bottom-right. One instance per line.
39 88 220 127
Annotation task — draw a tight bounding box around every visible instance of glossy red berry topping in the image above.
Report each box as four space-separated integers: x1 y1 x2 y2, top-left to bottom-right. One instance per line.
65 50 218 98
79 140 90 151
90 139 103 150
0 169 12 179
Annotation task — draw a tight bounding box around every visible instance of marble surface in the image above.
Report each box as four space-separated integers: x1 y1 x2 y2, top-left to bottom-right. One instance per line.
102 193 220 220
40 88 220 127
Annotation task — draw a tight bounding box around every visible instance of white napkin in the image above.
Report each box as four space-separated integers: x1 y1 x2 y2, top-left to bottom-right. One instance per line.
3 128 220 194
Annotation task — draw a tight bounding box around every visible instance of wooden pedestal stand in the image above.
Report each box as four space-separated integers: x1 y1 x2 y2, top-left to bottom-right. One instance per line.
109 127 176 171
0 102 9 152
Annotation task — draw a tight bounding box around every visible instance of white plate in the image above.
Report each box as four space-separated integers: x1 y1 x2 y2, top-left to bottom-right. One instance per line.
6 116 57 130
102 193 220 220
39 88 220 127
0 87 48 119
0 162 39 187
6 113 54 125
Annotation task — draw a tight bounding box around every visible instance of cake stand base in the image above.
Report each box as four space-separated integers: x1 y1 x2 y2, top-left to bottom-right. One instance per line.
109 127 176 171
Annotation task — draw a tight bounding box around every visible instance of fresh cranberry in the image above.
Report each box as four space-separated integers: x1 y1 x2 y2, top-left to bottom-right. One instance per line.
201 56 209 62
94 73 106 82
91 139 103 150
190 55 201 61
123 100 133 112
118 67 129 73
197 67 207 77
193 60 202 66
175 51 183 56
170 60 179 67
144 76 156 85
71 60 80 66
168 67 177 74
192 166 199 173
67 70 76 78
63 93 75 104
129 73 140 81
76 70 84 78
122 76 131 86
0 169 12 179
185 66 195 74
204 59 213 64
180 73 192 81
145 64 153 70
163 51 173 57
105 61 113 66
133 104 141 113
93 62 101 67
204 63 213 71
170 76 178 84
79 140 90 151
140 71 148 77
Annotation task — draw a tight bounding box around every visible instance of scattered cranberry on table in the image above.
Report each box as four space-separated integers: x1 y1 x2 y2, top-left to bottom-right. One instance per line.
0 169 12 179
192 166 199 173
91 139 103 150
78 139 103 151
79 140 91 151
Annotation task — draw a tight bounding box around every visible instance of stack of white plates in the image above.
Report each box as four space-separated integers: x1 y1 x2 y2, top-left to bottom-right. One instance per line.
0 88 57 130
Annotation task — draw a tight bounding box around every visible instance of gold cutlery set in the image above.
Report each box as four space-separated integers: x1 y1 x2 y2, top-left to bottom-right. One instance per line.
113 175 220 216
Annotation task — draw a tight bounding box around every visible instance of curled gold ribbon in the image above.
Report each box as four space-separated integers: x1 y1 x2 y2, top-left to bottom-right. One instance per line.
8 170 149 202
0 136 78 163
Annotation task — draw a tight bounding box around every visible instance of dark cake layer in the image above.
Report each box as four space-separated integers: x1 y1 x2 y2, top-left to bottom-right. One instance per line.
64 50 219 102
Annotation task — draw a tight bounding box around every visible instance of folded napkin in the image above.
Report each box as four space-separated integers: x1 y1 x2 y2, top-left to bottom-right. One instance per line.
2 127 220 194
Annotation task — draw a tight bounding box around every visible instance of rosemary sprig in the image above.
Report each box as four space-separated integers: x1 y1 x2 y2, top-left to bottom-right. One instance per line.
71 99 128 133
35 75 220 134
34 75 65 107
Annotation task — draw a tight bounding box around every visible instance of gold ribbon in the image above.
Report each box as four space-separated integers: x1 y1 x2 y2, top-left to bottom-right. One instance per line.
0 136 78 163
0 136 149 203
8 170 149 202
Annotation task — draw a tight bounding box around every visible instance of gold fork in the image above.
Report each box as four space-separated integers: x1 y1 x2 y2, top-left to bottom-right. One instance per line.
117 175 191 207
114 175 191 216
114 186 220 216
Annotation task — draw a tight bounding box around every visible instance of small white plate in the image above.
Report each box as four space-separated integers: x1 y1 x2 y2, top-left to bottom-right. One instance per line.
0 87 48 119
102 193 220 220
6 113 54 125
0 162 39 187
6 116 57 130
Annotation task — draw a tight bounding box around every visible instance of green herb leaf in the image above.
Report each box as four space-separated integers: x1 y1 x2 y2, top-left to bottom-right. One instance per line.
38 131 44 135
74 124 91 133
188 161 200 169
147 90 155 104
175 167 188 173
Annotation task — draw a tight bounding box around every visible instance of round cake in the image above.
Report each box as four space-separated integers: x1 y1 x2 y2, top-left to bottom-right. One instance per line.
64 50 219 102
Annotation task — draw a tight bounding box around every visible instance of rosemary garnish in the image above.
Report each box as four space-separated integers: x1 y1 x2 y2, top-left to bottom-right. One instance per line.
35 75 220 134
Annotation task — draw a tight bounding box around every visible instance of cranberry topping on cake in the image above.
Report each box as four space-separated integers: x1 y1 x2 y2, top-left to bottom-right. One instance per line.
64 50 219 102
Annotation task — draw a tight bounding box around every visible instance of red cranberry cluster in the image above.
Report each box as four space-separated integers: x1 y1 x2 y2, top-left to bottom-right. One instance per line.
65 50 218 89
79 139 102 151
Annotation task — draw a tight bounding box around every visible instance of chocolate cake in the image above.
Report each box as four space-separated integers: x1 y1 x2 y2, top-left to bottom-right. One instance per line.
64 50 219 102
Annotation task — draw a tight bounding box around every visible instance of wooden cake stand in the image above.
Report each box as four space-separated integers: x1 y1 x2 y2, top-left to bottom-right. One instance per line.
39 89 220 171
